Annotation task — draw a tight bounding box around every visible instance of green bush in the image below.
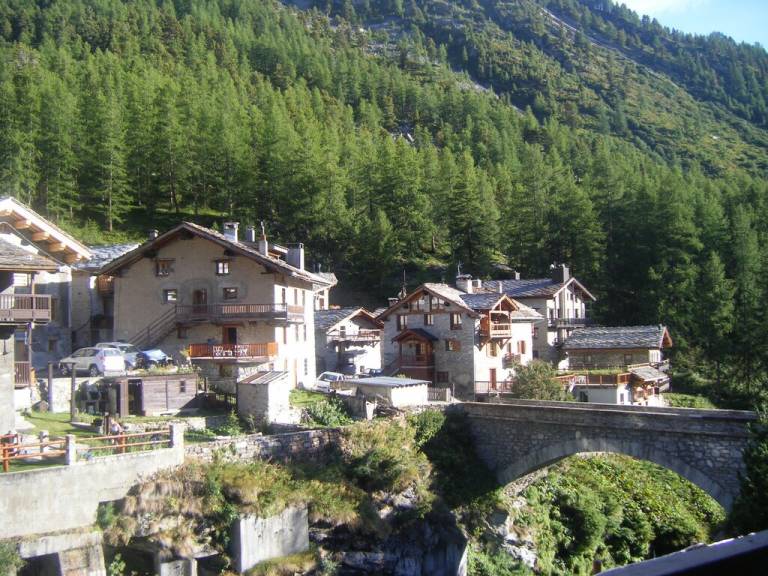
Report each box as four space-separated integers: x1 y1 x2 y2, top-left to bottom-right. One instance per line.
468 545 532 576
730 418 768 533
305 396 353 427
408 409 446 448
665 393 717 409
0 541 24 575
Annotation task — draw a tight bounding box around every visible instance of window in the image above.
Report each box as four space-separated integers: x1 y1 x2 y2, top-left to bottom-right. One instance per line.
533 326 539 340
223 287 238 300
281 287 286 303
619 392 626 404
51 297 58 322
624 353 633 365
304 359 309 376
156 259 174 276
532 350 539 359
450 313 462 330
177 326 187 339
48 339 57 353
424 313 434 326
436 371 449 384
487 342 498 357
163 289 177 303
445 339 460 352
517 340 526 354
294 288 299 305
179 380 187 393
282 327 288 344
215 260 230 275
397 315 408 331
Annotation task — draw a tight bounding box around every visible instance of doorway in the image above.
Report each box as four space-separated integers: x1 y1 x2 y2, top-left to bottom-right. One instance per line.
192 289 207 314
489 368 497 391
222 326 237 345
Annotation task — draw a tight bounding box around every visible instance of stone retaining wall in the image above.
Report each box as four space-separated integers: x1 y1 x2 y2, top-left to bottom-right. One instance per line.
185 428 342 464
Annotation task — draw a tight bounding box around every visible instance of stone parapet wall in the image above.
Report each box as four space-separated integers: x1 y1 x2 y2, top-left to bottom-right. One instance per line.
185 428 342 464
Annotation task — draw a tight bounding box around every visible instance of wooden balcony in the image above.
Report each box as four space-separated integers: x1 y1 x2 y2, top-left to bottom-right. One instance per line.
327 329 381 343
480 322 513 338
548 317 593 328
14 361 31 387
188 342 278 361
175 303 304 323
0 294 51 324
398 353 435 367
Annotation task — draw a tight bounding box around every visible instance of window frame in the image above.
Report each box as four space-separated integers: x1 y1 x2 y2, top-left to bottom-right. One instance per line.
222 287 238 300
155 259 174 277
214 259 231 276
450 312 462 330
163 289 178 303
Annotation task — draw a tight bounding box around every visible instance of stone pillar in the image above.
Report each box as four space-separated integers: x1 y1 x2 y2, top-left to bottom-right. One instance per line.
169 423 184 449
65 434 77 465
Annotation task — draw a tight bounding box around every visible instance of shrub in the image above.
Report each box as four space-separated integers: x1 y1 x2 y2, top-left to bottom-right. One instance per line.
730 418 768 533
509 361 570 401
665 393 717 409
0 542 24 576
305 396 353 427
408 409 445 448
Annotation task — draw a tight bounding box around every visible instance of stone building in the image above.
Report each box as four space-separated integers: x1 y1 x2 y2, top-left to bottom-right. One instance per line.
482 264 595 367
100 221 333 391
314 307 382 375
377 279 540 399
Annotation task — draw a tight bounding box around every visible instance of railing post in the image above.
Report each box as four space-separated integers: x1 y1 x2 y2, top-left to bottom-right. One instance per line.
47 362 54 409
65 434 77 465
119 433 126 455
2 444 8 473
38 430 48 454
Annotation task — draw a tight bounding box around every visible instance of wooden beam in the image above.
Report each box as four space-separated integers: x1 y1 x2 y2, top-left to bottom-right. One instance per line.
49 242 66 252
31 231 50 242
0 209 11 216
14 219 32 230
64 253 81 265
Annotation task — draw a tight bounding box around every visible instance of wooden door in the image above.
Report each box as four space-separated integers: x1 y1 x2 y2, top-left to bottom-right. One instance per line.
489 368 497 391
222 326 237 345
193 289 207 314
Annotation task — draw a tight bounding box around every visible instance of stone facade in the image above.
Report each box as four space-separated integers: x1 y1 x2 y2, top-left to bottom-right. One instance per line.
461 400 756 511
237 376 300 425
315 311 381 375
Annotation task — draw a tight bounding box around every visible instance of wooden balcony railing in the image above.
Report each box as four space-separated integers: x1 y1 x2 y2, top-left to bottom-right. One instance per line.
398 353 435 367
548 317 593 328
327 329 381 343
480 322 513 338
176 303 304 322
14 362 31 387
188 342 278 360
0 294 52 323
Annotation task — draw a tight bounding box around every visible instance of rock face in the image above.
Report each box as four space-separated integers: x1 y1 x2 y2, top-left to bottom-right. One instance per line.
230 506 310 573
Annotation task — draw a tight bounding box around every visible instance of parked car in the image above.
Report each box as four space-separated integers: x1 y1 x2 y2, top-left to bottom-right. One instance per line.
95 342 141 369
136 348 173 369
366 368 384 377
315 371 346 392
59 347 125 377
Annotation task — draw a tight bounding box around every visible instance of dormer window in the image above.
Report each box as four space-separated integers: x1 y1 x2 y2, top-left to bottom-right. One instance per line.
215 259 230 276
156 259 174 276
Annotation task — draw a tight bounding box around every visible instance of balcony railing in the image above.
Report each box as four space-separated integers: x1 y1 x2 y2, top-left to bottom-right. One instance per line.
96 275 114 295
475 380 515 394
0 294 52 323
176 303 304 323
548 317 592 328
480 323 513 338
327 329 381 343
188 342 278 360
14 362 31 387
502 353 521 368
398 353 435 367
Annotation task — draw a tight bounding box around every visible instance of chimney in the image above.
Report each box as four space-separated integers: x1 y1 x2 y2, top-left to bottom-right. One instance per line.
245 225 257 243
497 281 503 294
148 229 159 241
513 270 521 280
388 297 399 307
456 274 473 294
223 222 239 242
287 243 305 270
551 264 570 284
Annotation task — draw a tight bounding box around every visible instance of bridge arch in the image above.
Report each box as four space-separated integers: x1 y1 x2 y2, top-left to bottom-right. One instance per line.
497 438 731 510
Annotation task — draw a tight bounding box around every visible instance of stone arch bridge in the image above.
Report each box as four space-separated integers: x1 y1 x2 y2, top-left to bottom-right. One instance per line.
461 400 757 511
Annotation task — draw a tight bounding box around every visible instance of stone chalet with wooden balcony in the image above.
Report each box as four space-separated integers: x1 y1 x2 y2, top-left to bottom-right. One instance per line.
482 264 596 367
377 278 541 400
100 221 333 391
560 324 673 406
0 197 92 431
314 307 383 375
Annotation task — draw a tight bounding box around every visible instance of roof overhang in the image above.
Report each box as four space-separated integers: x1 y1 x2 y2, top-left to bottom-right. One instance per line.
377 284 478 320
552 277 597 302
0 197 91 265
392 328 439 343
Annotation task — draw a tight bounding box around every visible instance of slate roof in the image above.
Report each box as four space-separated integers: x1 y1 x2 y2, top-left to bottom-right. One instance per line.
315 307 362 331
483 277 596 301
563 325 671 350
459 292 505 310
422 283 472 310
74 243 140 271
630 365 669 383
0 237 59 272
315 272 338 287
99 222 332 287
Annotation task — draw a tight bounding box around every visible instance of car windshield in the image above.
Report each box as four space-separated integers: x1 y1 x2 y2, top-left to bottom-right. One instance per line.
83 349 98 357
123 345 139 354
102 349 121 356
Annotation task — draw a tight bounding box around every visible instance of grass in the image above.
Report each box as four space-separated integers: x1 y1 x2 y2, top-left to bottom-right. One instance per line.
665 393 717 410
289 389 327 408
22 411 95 438
245 550 318 575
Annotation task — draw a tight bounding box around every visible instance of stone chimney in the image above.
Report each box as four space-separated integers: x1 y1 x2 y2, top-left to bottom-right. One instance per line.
456 274 473 294
512 270 521 280
551 264 570 284
223 222 239 242
286 243 305 270
148 229 159 241
245 225 257 243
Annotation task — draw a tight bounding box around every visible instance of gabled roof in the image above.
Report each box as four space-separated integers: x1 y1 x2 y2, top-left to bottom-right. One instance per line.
74 243 141 272
0 237 59 272
315 272 338 288
459 292 542 320
563 325 672 351
392 328 439 342
99 222 332 287
630 365 669 383
377 283 478 320
314 307 383 332
483 277 596 301
0 197 91 264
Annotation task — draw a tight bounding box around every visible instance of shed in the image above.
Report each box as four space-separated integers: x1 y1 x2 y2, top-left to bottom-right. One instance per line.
108 373 199 417
341 376 429 407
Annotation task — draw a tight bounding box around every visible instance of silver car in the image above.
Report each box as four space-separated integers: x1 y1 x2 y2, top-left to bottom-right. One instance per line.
59 347 125 377
95 342 140 370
